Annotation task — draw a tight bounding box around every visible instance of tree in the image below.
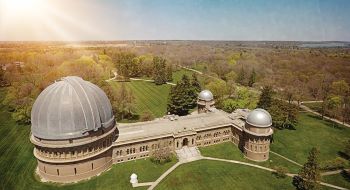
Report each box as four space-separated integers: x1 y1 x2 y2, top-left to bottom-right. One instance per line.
153 56 167 85
236 66 246 85
111 52 139 78
293 148 321 190
268 99 298 129
167 75 197 115
165 64 173 82
191 73 201 93
206 80 228 106
257 86 274 110
248 68 256 87
114 83 135 120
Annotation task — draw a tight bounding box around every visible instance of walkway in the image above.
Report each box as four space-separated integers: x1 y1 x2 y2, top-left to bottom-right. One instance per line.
283 100 350 128
270 151 303 167
144 154 349 190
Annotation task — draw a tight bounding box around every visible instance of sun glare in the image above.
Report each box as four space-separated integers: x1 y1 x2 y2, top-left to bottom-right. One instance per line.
1 0 46 16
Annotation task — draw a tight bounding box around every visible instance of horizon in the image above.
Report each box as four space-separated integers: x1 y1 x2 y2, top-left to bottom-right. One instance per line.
1 0 350 41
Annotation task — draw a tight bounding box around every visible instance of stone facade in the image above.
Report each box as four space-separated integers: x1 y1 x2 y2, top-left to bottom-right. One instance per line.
30 81 273 183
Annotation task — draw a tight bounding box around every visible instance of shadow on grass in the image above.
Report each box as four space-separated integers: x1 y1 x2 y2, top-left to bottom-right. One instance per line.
340 170 350 183
338 151 350 160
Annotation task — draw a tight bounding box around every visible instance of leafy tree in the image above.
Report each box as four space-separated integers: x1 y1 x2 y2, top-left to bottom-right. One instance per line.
236 66 246 85
293 148 321 190
248 68 256 87
112 52 139 78
153 56 167 85
206 80 228 105
257 86 274 110
268 99 298 129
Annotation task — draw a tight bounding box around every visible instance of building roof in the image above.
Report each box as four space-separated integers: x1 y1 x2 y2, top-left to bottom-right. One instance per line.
198 90 214 101
246 108 272 128
116 109 248 144
31 76 114 140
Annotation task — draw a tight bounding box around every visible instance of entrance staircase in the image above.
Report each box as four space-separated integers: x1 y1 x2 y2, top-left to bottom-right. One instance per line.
175 146 202 162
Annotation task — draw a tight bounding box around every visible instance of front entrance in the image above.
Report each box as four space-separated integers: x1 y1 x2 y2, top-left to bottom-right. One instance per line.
182 138 189 147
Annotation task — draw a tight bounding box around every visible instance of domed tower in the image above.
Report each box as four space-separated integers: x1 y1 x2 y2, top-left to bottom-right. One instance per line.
243 109 273 161
197 90 215 113
30 76 117 183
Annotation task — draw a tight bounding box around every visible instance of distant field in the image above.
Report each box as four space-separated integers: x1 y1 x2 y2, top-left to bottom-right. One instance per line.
110 81 171 119
155 160 294 190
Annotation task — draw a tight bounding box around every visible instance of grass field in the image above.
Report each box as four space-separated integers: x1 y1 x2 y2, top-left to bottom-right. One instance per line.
322 172 350 189
199 142 301 173
110 81 170 119
271 112 350 165
155 160 294 190
0 88 177 190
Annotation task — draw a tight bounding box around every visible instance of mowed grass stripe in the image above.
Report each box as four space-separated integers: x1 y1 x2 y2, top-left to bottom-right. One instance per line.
110 81 170 118
128 81 169 116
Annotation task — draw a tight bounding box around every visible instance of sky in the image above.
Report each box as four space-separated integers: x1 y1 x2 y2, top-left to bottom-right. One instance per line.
0 0 349 41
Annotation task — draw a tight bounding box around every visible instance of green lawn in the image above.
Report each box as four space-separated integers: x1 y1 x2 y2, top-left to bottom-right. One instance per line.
200 142 301 173
0 88 176 190
172 69 207 86
110 81 170 119
322 172 350 189
271 112 350 165
155 160 294 190
172 69 194 83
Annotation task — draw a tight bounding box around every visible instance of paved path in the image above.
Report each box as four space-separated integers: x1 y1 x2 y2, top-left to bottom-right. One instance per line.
285 100 350 128
270 151 303 167
147 161 182 190
145 155 348 190
322 169 350 176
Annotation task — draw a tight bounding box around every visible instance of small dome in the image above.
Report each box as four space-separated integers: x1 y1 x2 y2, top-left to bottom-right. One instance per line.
130 173 138 184
130 173 137 179
198 90 213 101
246 108 272 128
31 76 115 140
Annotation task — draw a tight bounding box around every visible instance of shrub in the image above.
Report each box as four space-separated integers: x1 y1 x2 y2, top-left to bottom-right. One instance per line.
150 147 172 165
140 111 155 121
272 166 288 178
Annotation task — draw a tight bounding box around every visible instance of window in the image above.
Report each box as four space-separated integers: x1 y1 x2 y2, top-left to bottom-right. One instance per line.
177 141 179 148
57 169 60 176
74 168 77 175
192 139 194 144
44 166 46 173
92 163 94 170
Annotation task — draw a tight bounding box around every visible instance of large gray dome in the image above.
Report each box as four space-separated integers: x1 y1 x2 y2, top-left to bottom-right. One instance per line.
198 90 213 101
31 76 115 140
246 108 272 128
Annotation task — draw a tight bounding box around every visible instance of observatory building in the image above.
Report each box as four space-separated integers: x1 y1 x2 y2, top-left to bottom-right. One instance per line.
30 76 273 183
